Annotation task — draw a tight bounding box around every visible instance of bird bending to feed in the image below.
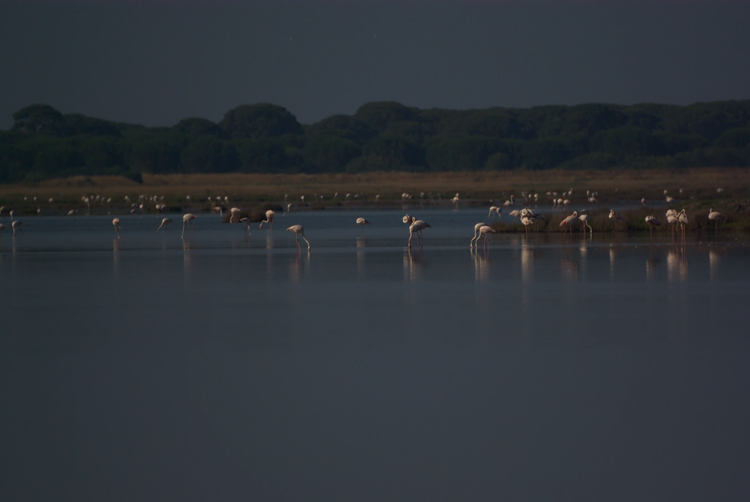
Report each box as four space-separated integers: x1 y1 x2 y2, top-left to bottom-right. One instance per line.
156 218 172 231
520 216 534 236
259 210 275 229
579 213 592 236
488 206 501 218
287 224 310 251
708 208 726 232
559 211 578 241
508 209 521 223
239 217 252 236
11 220 22 236
356 217 371 235
182 213 197 237
645 215 660 236
112 218 121 237
476 225 495 247
403 214 431 248
470 222 487 249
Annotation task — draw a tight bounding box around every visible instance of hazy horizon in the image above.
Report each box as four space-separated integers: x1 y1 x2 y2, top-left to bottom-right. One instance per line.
2 1 750 128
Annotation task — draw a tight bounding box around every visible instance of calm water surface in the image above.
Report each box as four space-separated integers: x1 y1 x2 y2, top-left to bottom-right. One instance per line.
1 209 749 501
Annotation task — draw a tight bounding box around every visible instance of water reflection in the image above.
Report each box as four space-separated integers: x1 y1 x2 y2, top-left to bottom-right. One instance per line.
357 237 366 282
472 248 490 283
560 246 579 281
646 245 661 281
709 248 722 281
289 251 310 284
403 248 422 283
521 245 534 284
666 247 688 282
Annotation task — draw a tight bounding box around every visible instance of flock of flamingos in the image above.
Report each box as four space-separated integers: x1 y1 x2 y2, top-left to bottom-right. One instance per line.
0 190 730 252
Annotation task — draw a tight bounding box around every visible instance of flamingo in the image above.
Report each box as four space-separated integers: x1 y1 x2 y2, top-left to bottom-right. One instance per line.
559 211 579 242
259 210 275 229
356 217 371 235
508 209 521 223
520 215 534 236
470 222 487 249
182 213 197 237
666 211 679 240
239 217 252 236
645 215 660 237
708 208 726 232
287 224 311 251
229 207 241 223
11 220 22 236
488 206 501 218
579 213 592 236
403 214 431 248
451 193 460 208
609 210 625 232
678 209 689 242
156 218 172 231
112 218 121 237
477 224 495 248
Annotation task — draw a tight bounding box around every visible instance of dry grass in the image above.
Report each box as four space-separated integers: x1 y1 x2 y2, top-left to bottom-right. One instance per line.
1 168 749 216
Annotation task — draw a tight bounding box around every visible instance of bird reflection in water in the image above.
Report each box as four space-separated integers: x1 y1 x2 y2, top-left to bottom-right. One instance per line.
266 233 274 250
289 250 310 284
472 246 490 283
709 248 722 281
666 248 688 282
112 238 121 278
183 238 194 283
403 247 423 283
521 245 534 284
357 237 366 282
646 243 661 281
560 245 579 281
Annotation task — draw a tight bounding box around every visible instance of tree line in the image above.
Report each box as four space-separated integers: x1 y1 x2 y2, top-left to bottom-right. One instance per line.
1 100 749 183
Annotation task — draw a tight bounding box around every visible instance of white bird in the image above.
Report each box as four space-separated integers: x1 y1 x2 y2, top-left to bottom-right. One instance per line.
559 211 579 241
678 209 689 241
645 215 660 236
470 222 487 249
488 206 501 218
579 213 592 236
287 224 310 251
476 224 495 248
356 217 371 235
403 214 430 248
508 209 521 223
520 215 534 236
156 218 172 231
112 218 121 237
609 210 625 232
182 213 197 237
708 208 726 232
259 210 275 229
229 207 241 223
239 217 252 236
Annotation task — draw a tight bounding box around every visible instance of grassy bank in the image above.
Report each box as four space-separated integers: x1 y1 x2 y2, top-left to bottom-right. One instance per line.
0 168 749 218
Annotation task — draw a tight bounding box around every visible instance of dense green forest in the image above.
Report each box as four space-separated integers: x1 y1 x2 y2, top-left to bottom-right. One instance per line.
1 100 749 183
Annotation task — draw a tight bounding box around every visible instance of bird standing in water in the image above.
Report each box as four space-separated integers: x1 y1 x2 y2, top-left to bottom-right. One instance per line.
287 224 311 251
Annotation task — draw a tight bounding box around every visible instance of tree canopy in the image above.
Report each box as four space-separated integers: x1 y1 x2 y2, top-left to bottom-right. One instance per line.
1 100 749 183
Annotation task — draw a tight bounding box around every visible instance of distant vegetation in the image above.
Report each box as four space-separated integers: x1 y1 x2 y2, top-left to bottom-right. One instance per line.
1 100 749 184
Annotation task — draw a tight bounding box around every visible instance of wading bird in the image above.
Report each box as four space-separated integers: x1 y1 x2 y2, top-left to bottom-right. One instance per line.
476 224 495 248
287 224 311 251
112 218 121 237
356 217 371 235
678 209 689 242
470 222 487 249
560 211 579 242
708 208 727 233
579 213 592 236
609 210 625 232
488 206 501 218
182 213 197 238
645 215 661 237
239 217 252 236
156 218 172 231
403 214 431 248
259 210 275 229
229 207 241 223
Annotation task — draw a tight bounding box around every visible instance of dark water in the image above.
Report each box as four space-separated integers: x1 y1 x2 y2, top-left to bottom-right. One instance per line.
2 210 750 501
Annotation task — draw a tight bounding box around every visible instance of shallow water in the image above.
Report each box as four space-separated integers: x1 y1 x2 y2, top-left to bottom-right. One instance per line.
2 209 750 501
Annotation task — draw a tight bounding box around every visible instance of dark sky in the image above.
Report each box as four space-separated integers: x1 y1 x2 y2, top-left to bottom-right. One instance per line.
2 1 750 129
